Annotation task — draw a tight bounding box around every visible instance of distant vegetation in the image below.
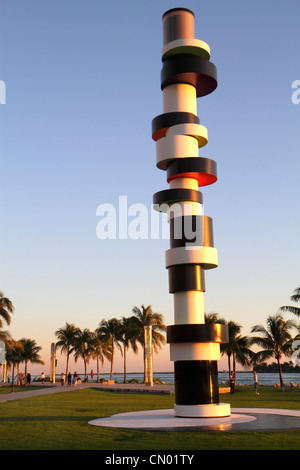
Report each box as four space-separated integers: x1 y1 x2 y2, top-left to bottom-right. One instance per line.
255 361 300 373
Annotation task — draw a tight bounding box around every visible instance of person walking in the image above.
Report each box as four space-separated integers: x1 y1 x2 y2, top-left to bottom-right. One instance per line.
91 369 94 383
73 371 78 387
67 372 72 386
61 372 65 386
253 371 259 395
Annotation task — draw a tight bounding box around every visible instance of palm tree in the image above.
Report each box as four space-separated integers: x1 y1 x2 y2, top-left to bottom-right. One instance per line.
220 320 252 382
0 291 14 328
119 316 139 383
5 339 24 391
72 328 95 379
96 318 122 380
205 312 225 324
280 287 300 317
92 331 112 382
132 305 166 382
250 313 298 390
55 323 80 376
0 329 12 344
19 338 44 379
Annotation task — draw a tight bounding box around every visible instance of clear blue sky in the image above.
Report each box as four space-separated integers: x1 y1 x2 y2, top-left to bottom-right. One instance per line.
1 0 299 374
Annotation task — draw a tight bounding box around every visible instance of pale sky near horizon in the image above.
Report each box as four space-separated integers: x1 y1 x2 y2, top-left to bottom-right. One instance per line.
0 0 299 375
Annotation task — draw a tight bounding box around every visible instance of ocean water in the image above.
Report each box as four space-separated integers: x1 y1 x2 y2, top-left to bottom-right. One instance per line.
65 371 300 386
218 371 300 386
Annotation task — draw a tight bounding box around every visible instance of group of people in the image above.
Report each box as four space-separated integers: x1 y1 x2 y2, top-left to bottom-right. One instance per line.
229 370 259 395
37 369 95 386
13 372 32 386
60 372 75 386
60 369 95 386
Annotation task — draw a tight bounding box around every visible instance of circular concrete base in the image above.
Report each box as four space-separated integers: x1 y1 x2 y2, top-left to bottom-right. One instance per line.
89 408 300 432
174 402 231 418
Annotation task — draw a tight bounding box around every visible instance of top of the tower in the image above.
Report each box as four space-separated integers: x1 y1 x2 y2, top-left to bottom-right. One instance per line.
162 8 195 19
162 8 195 46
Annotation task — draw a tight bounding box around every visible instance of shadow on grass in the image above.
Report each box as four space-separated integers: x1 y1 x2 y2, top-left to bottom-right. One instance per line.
0 415 103 422
0 386 52 395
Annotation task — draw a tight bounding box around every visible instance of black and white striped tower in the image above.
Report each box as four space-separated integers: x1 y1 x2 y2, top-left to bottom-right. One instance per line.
153 8 230 418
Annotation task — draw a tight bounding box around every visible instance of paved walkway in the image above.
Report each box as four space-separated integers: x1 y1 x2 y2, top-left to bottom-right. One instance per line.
0 381 177 402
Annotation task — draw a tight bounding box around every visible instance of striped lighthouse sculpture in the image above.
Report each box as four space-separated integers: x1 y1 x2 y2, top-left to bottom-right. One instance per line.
153 8 230 418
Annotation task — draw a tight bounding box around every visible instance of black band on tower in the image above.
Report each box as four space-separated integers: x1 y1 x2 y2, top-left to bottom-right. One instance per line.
161 55 217 97
175 361 219 405
170 215 214 248
167 323 229 343
168 264 206 293
167 157 217 186
152 112 200 142
153 188 203 211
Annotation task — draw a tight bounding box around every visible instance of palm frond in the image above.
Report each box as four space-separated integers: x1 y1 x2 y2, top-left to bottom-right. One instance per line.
280 305 300 317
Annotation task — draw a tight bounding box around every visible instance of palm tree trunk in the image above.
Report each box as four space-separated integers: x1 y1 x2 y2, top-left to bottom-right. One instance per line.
84 356 87 379
143 347 147 383
277 357 284 390
233 354 236 384
97 356 100 383
66 350 70 377
11 362 15 393
227 353 231 381
123 346 127 383
110 342 114 380
24 359 28 385
17 363 20 385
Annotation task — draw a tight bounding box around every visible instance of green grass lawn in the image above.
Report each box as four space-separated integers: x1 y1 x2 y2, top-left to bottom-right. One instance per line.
0 386 300 450
0 384 48 394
